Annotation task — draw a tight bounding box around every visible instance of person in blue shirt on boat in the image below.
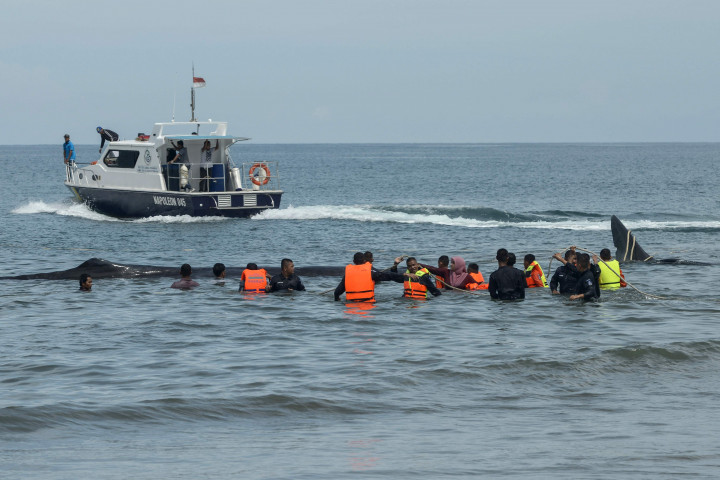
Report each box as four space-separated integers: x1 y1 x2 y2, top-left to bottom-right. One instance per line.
63 134 76 165
97 126 118 153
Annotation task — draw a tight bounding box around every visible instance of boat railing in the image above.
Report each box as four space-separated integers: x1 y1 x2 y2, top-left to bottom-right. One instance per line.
241 161 280 191
65 163 96 185
161 161 280 192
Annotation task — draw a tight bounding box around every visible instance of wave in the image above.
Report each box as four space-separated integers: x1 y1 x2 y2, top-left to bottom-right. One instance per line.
0 394 388 433
11 201 229 224
2 340 718 433
254 205 720 231
14 200 720 231
12 200 115 222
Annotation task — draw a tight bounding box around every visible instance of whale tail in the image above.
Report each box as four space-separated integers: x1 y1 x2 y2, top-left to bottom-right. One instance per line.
610 216 654 263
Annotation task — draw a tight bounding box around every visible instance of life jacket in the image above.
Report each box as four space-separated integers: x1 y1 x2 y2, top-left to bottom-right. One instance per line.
404 268 429 299
466 272 489 290
345 263 375 302
241 268 268 292
525 261 548 288
598 259 626 290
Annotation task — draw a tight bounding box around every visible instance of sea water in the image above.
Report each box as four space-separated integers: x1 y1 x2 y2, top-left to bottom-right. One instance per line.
1 143 720 479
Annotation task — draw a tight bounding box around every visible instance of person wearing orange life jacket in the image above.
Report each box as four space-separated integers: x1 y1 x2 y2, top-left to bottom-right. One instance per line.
390 256 442 299
364 251 383 277
465 263 489 290
597 248 627 290
334 252 407 302
239 263 271 292
523 254 548 288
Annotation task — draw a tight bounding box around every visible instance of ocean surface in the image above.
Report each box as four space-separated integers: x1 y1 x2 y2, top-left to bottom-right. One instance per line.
1 142 719 479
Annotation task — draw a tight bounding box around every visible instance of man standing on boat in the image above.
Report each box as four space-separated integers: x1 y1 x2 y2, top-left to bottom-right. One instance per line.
63 134 76 165
97 126 119 152
169 140 190 165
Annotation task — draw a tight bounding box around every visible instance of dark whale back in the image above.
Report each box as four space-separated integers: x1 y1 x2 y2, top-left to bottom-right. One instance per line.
0 258 345 280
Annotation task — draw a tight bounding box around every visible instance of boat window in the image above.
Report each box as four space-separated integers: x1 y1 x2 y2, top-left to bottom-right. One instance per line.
104 150 139 168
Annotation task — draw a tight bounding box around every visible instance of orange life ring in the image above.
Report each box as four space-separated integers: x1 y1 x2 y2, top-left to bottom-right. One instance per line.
249 163 271 186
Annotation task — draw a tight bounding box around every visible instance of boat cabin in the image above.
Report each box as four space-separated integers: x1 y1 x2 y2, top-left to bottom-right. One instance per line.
69 121 276 193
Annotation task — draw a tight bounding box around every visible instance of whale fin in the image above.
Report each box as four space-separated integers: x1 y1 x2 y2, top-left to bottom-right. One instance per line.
610 216 654 262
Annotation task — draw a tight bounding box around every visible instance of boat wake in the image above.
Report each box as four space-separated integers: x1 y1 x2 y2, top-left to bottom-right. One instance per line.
12 200 229 224
12 200 115 221
253 205 607 231
254 205 720 231
15 201 720 231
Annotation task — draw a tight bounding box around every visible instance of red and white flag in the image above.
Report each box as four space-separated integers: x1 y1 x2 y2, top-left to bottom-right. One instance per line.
193 76 206 88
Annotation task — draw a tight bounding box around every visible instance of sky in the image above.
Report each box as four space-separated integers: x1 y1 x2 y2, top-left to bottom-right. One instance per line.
1 0 719 144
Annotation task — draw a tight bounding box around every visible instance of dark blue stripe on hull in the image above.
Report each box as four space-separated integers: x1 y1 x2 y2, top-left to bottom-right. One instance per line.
70 187 282 218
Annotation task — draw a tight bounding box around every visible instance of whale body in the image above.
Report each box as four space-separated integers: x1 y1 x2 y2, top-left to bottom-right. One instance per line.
0 258 345 280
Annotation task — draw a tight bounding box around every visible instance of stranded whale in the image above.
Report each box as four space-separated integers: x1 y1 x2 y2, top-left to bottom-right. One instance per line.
0 258 345 280
2 217 706 280
610 215 708 265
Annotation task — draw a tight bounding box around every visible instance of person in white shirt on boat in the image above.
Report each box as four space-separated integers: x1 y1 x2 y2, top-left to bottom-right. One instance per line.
200 139 219 192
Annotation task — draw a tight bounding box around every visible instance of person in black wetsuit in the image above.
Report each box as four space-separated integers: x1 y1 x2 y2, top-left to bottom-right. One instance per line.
488 248 526 300
569 253 601 301
550 249 579 295
97 126 119 152
269 258 306 292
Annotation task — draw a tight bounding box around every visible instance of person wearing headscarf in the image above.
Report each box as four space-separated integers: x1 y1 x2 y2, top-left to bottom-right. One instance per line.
448 256 469 287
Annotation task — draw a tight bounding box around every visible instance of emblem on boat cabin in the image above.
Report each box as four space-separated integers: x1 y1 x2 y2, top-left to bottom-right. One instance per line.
144 150 151 164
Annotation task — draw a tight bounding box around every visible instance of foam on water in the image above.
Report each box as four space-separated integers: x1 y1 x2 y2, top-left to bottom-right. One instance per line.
12 200 117 222
15 200 720 232
253 205 720 231
12 200 229 224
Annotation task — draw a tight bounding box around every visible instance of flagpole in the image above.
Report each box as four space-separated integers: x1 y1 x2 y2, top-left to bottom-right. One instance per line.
190 65 196 122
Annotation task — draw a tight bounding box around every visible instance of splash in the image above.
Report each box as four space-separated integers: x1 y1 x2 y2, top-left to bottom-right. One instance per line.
253 205 609 230
12 200 116 222
12 200 228 224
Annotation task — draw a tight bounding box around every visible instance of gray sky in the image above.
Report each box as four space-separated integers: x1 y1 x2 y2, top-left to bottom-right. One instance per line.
1 0 719 144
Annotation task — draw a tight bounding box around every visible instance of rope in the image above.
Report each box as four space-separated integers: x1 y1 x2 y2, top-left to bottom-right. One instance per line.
622 229 654 262
426 273 488 297
553 246 666 300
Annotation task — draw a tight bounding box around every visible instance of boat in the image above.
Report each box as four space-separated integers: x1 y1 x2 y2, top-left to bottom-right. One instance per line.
65 75 282 218
64 120 282 218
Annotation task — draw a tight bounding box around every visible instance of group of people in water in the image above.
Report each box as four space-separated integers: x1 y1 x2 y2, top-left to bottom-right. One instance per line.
330 247 624 302
79 247 626 303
